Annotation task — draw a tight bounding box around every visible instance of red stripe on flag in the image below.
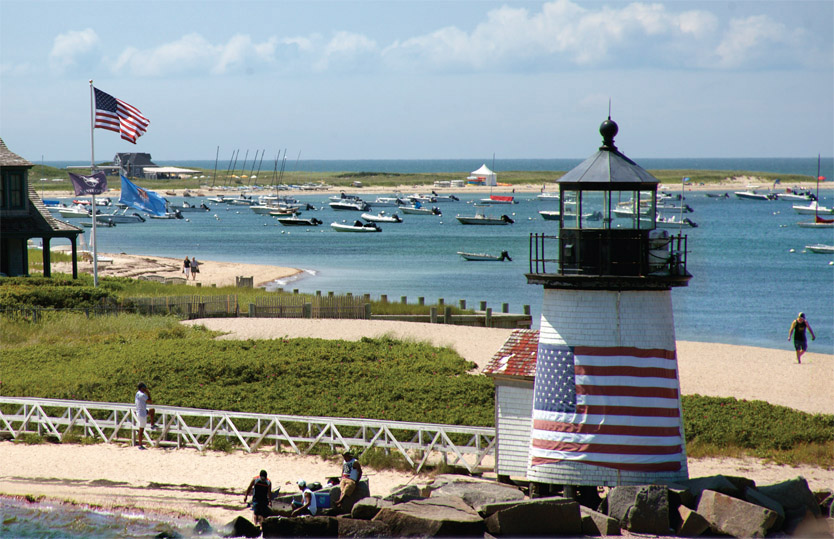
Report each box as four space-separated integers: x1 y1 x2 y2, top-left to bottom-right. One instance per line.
577 385 679 399
531 456 682 472
533 419 681 437
575 346 677 360
578 404 680 418
532 439 682 455
574 365 678 379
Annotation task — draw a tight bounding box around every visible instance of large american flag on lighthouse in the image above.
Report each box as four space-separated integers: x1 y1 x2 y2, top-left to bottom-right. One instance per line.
94 87 149 144
530 343 684 472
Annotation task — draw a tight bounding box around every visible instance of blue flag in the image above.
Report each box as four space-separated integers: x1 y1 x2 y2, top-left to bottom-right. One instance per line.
119 175 167 216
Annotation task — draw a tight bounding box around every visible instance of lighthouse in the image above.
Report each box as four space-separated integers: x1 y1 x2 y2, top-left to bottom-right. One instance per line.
525 117 692 488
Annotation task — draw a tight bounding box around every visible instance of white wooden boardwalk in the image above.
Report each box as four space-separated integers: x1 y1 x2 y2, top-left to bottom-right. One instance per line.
0 397 495 473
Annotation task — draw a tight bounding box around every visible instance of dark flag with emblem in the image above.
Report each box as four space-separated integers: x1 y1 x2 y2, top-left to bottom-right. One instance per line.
69 171 107 196
530 343 685 472
119 175 166 216
94 87 149 144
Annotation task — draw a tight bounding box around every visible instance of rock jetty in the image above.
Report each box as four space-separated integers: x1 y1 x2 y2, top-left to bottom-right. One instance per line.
209 473 833 537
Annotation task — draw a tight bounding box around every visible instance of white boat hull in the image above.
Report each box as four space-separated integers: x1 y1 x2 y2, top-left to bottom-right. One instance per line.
330 222 381 232
805 244 834 254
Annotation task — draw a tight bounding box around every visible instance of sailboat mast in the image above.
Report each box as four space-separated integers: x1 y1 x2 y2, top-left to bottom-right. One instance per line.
211 145 219 187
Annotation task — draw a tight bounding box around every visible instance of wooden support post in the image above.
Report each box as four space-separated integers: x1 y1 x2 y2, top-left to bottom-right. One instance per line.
485 307 492 327
430 307 437 324
459 299 466 310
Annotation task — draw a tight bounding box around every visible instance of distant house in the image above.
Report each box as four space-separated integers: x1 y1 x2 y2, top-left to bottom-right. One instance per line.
481 329 539 482
113 152 156 177
0 138 82 278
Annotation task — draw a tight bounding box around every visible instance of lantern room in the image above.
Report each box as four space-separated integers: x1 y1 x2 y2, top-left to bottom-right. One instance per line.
528 117 691 289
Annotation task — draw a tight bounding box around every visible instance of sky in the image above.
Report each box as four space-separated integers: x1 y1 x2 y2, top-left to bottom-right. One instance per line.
1 0 832 161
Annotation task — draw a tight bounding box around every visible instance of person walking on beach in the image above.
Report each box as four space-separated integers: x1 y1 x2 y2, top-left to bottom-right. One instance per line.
788 312 816 364
135 382 156 449
333 451 362 509
291 479 318 517
243 470 273 525
182 256 191 279
190 257 199 280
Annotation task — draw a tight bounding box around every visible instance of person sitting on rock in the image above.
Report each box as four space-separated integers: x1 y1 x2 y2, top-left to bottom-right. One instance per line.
291 479 318 517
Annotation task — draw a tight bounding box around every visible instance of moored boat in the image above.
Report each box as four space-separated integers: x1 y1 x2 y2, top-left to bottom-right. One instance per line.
457 250 512 261
456 212 514 225
330 220 382 232
805 244 834 254
278 216 323 226
735 191 777 201
793 201 834 215
361 211 402 223
329 199 369 211
399 204 441 216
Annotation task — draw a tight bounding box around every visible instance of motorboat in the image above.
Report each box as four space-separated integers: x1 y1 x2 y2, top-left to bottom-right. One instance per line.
456 211 514 225
651 214 698 228
361 211 402 223
400 204 441 216
330 220 382 233
735 191 777 201
778 188 816 202
269 209 300 218
96 210 146 223
170 201 210 212
366 196 404 208
329 192 364 202
458 250 512 261
58 205 95 218
805 244 834 254
81 219 115 228
207 195 227 203
148 210 184 220
479 195 517 205
537 192 559 201
329 199 369 211
429 191 459 202
277 216 323 226
793 201 834 216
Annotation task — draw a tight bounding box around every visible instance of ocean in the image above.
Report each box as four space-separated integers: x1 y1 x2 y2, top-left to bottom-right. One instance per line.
46 157 832 354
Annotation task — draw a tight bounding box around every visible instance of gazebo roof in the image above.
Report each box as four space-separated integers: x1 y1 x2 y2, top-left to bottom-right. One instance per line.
558 118 659 188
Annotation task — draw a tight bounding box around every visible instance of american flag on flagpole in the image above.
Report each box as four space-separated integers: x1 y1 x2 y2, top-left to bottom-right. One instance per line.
530 343 684 472
94 87 149 144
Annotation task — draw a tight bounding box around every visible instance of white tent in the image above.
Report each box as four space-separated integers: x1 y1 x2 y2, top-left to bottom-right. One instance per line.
469 164 497 186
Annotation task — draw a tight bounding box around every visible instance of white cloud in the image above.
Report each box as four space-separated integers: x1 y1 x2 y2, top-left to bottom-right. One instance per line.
312 32 378 72
712 15 816 69
111 33 280 77
49 29 100 72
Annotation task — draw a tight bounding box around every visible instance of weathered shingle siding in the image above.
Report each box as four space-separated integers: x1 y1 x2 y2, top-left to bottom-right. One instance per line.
495 381 534 479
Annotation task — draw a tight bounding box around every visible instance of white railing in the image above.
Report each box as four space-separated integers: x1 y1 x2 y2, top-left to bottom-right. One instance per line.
0 397 495 473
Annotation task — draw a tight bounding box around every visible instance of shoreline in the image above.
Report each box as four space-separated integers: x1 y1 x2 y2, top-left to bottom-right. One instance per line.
40 175 834 200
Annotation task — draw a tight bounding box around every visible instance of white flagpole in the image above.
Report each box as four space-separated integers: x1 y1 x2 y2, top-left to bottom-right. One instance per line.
89 80 99 287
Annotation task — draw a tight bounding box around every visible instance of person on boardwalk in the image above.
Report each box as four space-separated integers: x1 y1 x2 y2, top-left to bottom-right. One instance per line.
291 479 318 517
135 382 156 449
333 451 362 509
788 312 816 364
243 470 273 525
190 257 200 280
182 256 191 279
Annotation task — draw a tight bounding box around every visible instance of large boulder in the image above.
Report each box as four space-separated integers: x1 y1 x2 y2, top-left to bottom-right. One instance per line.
605 485 671 536
221 515 260 538
351 497 394 520
372 495 484 537
744 487 785 531
330 478 372 514
580 505 621 536
676 505 710 537
336 518 392 538
261 515 338 538
756 477 821 521
672 475 752 500
423 475 524 512
485 497 581 536
382 484 424 504
697 489 778 538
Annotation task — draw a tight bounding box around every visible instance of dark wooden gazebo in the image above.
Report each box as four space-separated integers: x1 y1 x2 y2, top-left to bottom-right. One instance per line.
0 138 82 278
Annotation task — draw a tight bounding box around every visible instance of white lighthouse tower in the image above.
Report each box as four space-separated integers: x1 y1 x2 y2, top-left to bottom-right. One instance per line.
525 117 692 488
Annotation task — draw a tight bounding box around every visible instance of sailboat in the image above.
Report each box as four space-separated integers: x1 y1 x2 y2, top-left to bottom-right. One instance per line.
797 155 834 228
